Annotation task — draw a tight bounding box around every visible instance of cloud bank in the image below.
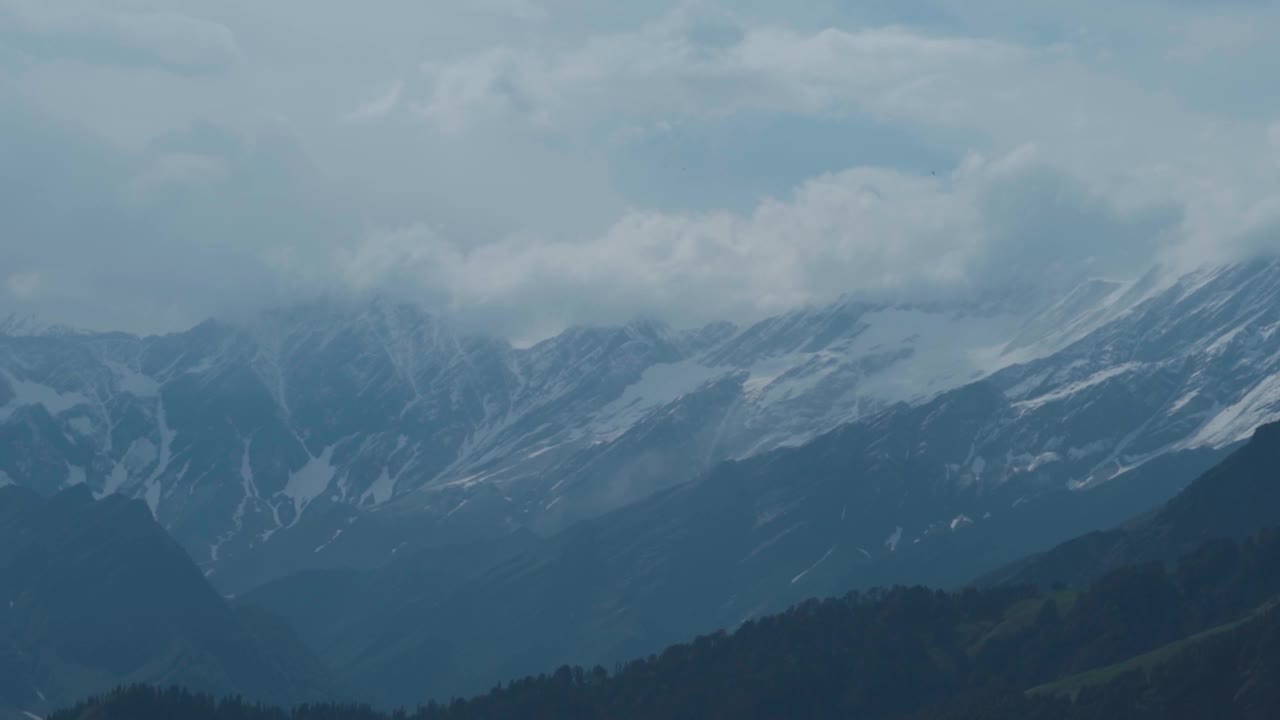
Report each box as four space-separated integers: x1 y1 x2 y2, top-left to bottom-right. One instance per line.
1 0 1279 337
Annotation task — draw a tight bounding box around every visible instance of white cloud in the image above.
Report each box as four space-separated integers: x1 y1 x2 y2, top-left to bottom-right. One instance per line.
401 11 1268 221
411 18 1022 133
331 148 1175 338
2 0 1280 336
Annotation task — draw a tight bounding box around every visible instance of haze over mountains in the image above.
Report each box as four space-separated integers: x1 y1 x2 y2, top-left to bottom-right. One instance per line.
6 256 1280 709
6 1 1280 717
3 259 1277 590
38 417 1280 720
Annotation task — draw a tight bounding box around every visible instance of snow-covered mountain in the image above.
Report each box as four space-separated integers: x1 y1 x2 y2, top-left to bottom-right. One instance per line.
234 258 1280 704
0 312 80 338
4 258 1278 591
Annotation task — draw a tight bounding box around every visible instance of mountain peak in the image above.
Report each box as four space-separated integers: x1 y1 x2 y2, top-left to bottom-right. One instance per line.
0 312 83 338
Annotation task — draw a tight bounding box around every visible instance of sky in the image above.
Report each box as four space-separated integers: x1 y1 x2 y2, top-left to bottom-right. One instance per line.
2 0 1279 340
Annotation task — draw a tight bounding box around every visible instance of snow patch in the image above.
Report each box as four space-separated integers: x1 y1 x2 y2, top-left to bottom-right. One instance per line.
106 361 160 397
101 462 130 498
361 468 397 507
884 526 903 552
123 437 159 474
1020 452 1061 473
744 521 808 561
791 545 837 584
970 455 986 480
64 464 86 487
1190 374 1280 448
1012 363 1143 412
141 398 176 516
1168 390 1200 415
183 357 218 375
314 528 344 553
592 360 725 435
66 416 95 436
144 483 162 516
283 446 336 520
1203 324 1247 355
0 371 87 421
840 308 1025 402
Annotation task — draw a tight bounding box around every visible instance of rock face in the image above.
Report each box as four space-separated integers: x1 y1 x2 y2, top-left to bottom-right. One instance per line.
5 259 1280 593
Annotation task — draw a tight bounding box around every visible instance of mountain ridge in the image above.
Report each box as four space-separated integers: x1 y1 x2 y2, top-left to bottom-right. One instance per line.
0 275 1122 591
0 484 334 719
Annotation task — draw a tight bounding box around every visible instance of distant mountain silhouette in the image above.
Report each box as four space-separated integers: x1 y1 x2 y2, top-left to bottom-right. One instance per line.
0 485 334 718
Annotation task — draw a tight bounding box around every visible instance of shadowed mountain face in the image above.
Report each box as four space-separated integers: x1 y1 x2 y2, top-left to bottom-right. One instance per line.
242 388 1234 706
987 420 1280 588
0 485 333 720
53 418 1280 720
50 516 1280 719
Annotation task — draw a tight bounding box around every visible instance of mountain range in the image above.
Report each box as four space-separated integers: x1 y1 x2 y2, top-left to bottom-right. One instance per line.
0 272 1098 591
6 259 1280 595
48 418 1280 718
7 257 1280 708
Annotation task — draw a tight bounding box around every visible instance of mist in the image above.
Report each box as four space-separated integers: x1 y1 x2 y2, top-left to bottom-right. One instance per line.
3 0 1280 338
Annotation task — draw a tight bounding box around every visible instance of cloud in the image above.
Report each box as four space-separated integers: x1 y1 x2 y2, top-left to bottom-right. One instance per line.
400 8 1270 220
343 81 404 124
124 152 229 204
1169 14 1264 61
331 147 1180 339
411 16 1022 134
2 0 1280 338
5 271 41 299
0 0 241 74
0 101 353 333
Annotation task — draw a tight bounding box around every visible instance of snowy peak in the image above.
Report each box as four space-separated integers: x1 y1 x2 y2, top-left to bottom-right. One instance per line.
701 297 877 367
0 312 85 338
6 261 1280 590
